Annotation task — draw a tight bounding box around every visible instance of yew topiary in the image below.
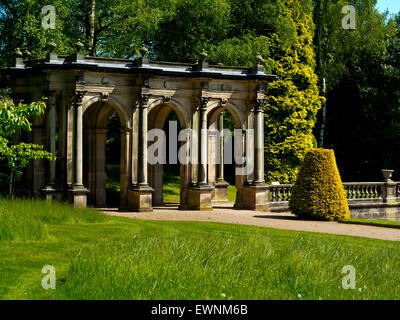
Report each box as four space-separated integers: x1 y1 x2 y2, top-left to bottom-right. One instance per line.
289 148 350 221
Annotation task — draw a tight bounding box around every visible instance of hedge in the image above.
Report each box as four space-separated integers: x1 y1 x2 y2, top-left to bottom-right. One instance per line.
289 148 350 221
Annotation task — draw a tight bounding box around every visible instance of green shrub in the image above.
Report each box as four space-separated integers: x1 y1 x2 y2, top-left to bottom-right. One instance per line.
289 148 350 221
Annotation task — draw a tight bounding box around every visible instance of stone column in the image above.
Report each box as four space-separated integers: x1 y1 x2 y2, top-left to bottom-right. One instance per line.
138 94 150 187
68 91 89 208
48 94 57 185
32 126 46 197
42 92 59 200
215 112 229 202
126 94 154 212
235 99 268 211
254 99 265 185
75 93 84 187
217 113 224 182
187 97 213 210
120 127 131 209
198 97 209 185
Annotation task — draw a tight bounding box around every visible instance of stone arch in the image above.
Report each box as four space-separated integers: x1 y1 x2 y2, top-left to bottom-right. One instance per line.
83 95 129 129
206 101 248 203
148 98 189 128
82 100 131 208
147 100 190 207
207 101 246 130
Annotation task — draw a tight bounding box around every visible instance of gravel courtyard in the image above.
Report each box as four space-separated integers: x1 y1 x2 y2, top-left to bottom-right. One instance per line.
103 202 400 242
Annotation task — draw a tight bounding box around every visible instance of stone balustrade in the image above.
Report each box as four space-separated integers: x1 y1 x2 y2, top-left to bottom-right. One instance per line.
268 182 398 202
266 171 400 220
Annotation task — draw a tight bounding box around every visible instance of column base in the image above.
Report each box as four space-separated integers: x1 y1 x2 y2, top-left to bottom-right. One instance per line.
121 185 154 212
186 184 213 210
41 185 63 202
234 184 269 211
67 185 89 208
213 180 229 203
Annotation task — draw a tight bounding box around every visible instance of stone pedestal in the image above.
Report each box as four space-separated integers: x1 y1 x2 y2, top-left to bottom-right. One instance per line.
234 184 269 211
41 185 63 202
186 185 213 210
382 181 398 204
213 180 229 202
68 186 89 208
124 185 154 212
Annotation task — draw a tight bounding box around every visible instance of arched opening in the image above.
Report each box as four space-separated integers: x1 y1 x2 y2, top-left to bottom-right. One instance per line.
207 105 245 205
148 103 187 207
105 110 121 206
83 101 128 208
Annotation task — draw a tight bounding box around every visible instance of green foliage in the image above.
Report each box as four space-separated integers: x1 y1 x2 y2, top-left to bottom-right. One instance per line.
289 148 350 221
312 0 400 181
264 1 324 183
0 96 53 194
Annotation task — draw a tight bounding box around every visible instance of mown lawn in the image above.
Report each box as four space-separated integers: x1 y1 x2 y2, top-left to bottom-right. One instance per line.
1 198 400 300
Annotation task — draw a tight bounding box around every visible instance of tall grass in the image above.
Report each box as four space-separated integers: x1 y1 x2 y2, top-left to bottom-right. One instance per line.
0 198 106 241
63 229 400 300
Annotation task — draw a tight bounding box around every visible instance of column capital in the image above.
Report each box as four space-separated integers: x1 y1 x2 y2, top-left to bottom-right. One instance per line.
200 97 210 110
75 91 87 105
255 99 266 113
192 97 200 112
120 127 132 135
140 93 151 108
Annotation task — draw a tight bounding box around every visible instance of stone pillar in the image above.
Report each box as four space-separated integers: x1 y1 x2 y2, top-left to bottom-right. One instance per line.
187 97 213 210
235 99 268 211
86 128 107 207
254 99 265 185
381 169 398 204
126 94 154 212
42 92 61 201
32 126 46 197
215 112 229 202
120 127 131 209
138 95 149 187
68 91 89 208
198 98 208 186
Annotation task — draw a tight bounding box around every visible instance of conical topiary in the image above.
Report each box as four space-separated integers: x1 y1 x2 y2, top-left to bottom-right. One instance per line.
289 148 350 221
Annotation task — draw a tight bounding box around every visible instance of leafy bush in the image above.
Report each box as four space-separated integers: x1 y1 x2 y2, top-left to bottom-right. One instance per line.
289 148 350 221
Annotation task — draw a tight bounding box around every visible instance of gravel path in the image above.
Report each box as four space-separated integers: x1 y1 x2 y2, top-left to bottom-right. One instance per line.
102 203 400 242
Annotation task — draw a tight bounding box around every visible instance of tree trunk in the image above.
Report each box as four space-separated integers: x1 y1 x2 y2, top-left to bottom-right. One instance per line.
319 78 327 148
8 171 14 198
88 0 96 56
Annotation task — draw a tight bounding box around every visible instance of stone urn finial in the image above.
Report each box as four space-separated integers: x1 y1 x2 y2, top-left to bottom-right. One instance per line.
256 53 264 65
15 47 23 58
200 50 208 61
382 169 394 182
139 46 148 57
47 41 57 52
75 41 84 52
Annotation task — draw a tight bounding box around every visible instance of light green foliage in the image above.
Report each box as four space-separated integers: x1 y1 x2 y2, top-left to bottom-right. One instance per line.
264 1 324 183
0 96 53 194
